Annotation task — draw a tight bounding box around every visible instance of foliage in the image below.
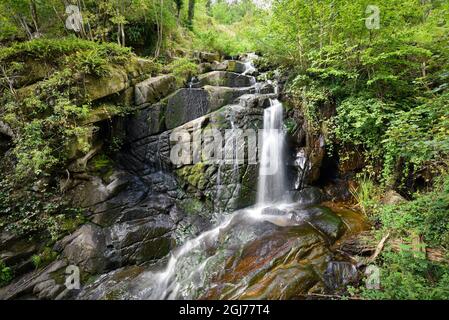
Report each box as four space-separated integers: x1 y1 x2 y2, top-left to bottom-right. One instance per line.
31 247 58 269
0 38 133 182
350 176 382 215
190 0 260 56
165 57 198 85
351 248 449 300
266 0 449 186
377 175 449 249
0 175 86 240
0 37 131 62
0 261 13 287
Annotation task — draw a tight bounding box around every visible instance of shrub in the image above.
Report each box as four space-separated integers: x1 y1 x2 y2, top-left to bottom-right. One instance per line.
353 249 449 300
0 261 13 287
166 57 198 86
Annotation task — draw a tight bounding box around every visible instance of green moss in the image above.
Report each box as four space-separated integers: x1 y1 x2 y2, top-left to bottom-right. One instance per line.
179 198 204 215
176 163 207 190
0 261 13 287
31 247 59 269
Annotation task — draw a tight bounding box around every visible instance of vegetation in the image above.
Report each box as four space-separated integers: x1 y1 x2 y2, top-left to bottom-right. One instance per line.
1 0 448 300
0 261 13 286
349 174 449 299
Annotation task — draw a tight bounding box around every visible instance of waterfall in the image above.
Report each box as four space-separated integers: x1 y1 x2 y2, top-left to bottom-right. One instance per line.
257 99 287 205
138 58 291 300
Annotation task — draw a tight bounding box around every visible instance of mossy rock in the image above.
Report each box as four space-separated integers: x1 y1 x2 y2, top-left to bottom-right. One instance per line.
176 162 208 190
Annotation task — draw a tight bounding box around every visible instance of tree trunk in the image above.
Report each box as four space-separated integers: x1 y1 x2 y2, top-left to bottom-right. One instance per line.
187 0 195 29
29 0 39 33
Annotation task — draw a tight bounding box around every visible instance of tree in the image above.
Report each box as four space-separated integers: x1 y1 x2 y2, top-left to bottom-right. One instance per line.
173 0 183 19
187 0 195 29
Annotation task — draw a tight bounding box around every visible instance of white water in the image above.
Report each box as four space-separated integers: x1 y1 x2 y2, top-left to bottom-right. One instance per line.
257 99 287 205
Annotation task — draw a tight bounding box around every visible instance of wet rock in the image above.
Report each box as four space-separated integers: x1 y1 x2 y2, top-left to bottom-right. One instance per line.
135 75 177 106
290 186 327 206
164 86 253 129
227 60 248 74
237 92 277 109
306 207 345 242
202 223 332 300
323 261 358 292
197 71 254 88
125 102 166 140
75 265 146 300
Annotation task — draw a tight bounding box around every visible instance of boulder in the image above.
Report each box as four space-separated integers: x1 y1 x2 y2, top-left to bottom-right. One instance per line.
58 224 112 274
134 75 177 106
198 52 221 63
381 190 406 205
227 60 248 74
0 260 67 300
164 86 253 129
211 60 229 72
84 66 129 101
197 71 254 88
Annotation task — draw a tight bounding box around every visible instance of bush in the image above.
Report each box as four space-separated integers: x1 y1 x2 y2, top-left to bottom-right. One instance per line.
0 261 13 287
353 249 449 300
378 175 449 248
166 57 198 86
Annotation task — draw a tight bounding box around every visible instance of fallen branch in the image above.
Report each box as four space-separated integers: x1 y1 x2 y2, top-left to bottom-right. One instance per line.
367 233 390 263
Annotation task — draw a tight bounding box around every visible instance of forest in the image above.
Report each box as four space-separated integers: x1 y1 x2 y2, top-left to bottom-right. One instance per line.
0 0 448 300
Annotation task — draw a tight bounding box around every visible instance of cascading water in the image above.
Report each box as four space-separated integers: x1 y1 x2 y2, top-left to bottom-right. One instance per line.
136 57 292 300
257 99 287 205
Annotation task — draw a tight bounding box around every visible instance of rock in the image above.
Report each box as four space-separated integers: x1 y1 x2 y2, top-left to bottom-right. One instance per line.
227 60 248 74
0 260 67 300
75 265 146 300
290 186 327 206
58 224 112 274
0 120 15 139
381 190 406 205
201 222 332 300
164 86 252 129
68 172 130 208
198 52 221 63
307 206 345 242
197 71 254 88
81 104 123 125
84 65 129 101
323 261 358 291
134 75 177 106
109 215 174 264
211 60 229 72
198 63 212 74
236 92 276 109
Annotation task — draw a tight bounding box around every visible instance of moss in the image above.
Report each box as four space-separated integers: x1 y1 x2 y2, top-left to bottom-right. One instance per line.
87 154 115 181
31 247 59 269
176 162 207 190
179 198 204 215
